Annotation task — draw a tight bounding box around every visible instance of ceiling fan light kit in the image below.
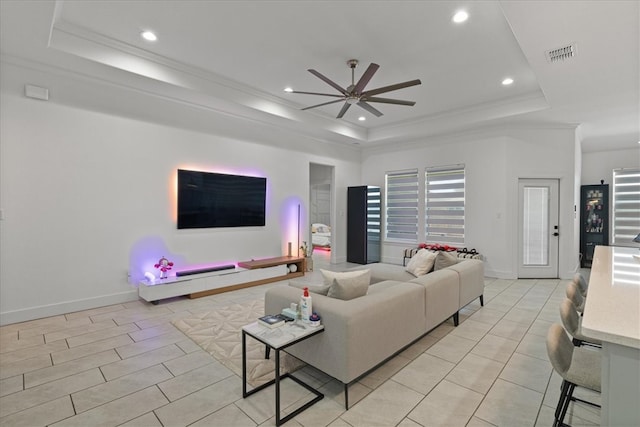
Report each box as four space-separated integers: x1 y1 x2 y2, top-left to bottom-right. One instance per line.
288 59 421 119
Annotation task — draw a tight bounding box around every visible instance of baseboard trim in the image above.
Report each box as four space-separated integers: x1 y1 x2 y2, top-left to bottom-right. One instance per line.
0 290 139 326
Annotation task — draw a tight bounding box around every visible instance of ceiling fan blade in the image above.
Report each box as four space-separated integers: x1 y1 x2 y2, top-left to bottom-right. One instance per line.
361 79 422 97
301 99 344 110
308 69 348 95
353 63 380 94
336 102 351 119
290 90 344 98
357 101 383 117
364 96 416 106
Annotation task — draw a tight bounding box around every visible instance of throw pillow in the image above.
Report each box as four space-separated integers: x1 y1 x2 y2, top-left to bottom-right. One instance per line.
434 251 459 270
288 281 330 296
320 269 370 286
326 273 370 300
405 249 438 276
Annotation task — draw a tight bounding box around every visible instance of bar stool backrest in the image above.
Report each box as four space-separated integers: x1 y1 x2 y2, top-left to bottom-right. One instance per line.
560 298 580 337
546 323 573 378
566 281 584 311
573 273 588 296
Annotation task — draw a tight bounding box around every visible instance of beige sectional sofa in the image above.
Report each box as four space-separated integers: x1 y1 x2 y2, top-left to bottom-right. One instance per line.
264 257 484 408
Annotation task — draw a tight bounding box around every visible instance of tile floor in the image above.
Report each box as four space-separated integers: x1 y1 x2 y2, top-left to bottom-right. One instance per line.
0 255 601 426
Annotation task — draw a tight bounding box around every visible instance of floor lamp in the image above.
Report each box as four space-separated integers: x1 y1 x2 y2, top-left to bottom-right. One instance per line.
297 204 301 257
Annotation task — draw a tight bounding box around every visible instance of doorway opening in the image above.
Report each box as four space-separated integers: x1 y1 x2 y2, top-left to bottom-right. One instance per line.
309 163 335 266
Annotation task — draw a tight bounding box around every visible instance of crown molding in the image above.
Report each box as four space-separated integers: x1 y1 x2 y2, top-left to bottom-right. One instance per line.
0 53 364 157
48 20 369 143
362 120 578 155
366 90 550 145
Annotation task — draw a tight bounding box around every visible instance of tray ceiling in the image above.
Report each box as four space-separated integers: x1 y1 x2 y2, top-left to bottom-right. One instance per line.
1 1 637 151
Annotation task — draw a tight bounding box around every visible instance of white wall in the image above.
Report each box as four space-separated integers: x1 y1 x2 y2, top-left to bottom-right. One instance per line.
581 146 640 247
362 126 579 279
582 147 640 185
503 128 581 277
574 134 583 273
0 81 361 324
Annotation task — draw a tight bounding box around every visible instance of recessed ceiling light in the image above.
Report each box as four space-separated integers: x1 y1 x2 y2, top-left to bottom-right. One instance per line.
284 87 293 93
358 116 366 121
502 77 514 86
141 31 157 42
452 10 469 23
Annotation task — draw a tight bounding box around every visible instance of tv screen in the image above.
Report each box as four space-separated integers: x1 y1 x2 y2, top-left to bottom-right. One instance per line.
177 169 266 229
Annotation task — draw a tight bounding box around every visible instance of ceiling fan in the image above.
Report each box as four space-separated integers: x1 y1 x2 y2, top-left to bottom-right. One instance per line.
287 59 422 119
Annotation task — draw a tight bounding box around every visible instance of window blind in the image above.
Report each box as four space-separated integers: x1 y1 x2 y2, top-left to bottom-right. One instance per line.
425 165 465 245
385 169 418 242
612 168 640 245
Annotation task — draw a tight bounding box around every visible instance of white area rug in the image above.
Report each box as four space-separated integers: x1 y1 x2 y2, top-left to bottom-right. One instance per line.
172 299 304 386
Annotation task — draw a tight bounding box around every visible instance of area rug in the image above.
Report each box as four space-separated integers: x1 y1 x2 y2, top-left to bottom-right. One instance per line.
172 299 304 386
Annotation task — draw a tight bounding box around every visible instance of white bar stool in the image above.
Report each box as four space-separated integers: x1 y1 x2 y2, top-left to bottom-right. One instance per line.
565 281 585 313
572 273 588 296
559 298 601 347
546 323 601 427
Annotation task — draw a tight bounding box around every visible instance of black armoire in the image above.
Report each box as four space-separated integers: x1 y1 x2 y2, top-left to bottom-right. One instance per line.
580 183 609 268
347 186 381 264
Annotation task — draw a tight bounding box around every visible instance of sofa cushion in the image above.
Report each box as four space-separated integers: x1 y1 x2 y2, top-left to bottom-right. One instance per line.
348 263 416 283
288 280 331 296
320 269 370 286
434 251 459 271
327 275 369 300
447 259 485 307
409 268 461 330
405 249 437 276
367 280 408 293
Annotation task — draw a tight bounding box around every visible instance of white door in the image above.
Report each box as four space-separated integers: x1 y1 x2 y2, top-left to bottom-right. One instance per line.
518 179 560 278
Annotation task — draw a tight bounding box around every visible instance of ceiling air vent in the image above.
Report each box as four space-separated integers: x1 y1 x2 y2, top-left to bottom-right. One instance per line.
546 43 576 63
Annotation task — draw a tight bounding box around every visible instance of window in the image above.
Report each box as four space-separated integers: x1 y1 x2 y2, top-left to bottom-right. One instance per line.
522 186 549 265
425 165 465 245
385 169 419 241
612 168 640 245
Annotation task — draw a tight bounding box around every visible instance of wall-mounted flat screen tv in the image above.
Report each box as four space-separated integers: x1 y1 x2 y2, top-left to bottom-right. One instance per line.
177 169 266 229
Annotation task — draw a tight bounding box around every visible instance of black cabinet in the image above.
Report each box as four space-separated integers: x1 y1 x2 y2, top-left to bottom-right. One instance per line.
347 186 381 264
580 184 609 268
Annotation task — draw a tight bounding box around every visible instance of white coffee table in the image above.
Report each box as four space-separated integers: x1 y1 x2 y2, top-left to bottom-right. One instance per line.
241 321 325 426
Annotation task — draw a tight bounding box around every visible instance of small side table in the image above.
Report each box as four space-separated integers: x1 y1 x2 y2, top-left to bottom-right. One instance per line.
242 322 324 426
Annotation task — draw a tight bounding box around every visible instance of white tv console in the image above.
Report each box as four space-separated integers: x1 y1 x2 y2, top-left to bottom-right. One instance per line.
138 256 305 304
